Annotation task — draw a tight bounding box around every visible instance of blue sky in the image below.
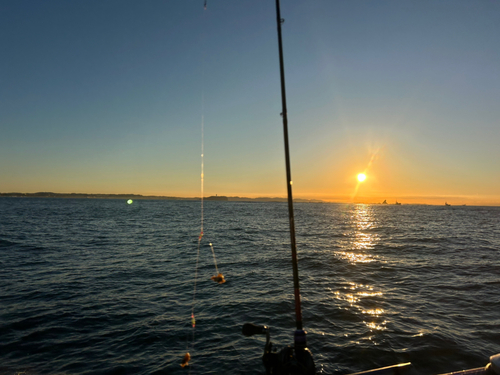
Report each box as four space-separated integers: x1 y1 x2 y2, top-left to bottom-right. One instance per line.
1 1 499 205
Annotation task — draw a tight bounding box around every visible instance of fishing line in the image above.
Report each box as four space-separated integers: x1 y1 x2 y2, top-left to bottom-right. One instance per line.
209 243 218 274
183 0 225 369
182 1 206 369
209 242 226 284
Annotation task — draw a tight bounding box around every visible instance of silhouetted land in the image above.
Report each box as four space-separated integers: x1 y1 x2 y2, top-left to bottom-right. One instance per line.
0 192 322 203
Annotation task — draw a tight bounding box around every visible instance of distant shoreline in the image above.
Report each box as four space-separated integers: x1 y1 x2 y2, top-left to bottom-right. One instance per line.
1 192 497 206
0 192 322 203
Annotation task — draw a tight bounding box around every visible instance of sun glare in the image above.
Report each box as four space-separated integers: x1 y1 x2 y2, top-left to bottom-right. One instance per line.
357 173 366 182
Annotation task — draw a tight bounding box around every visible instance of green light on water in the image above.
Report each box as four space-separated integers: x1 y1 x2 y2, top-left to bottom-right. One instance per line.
127 199 133 204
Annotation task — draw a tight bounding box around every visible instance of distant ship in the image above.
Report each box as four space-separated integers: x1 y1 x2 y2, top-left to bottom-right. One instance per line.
382 200 387 204
395 201 401 205
445 202 451 206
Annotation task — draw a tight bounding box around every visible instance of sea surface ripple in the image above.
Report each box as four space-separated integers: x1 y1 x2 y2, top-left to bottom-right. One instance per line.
0 198 499 374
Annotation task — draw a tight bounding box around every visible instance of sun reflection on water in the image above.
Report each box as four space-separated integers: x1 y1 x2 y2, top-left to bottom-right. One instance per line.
331 282 388 339
332 282 383 306
364 321 388 331
358 291 383 297
337 251 376 263
331 205 389 343
362 309 384 316
336 205 382 264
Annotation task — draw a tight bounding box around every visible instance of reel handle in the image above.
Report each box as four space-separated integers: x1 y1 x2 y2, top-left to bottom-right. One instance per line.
242 323 268 337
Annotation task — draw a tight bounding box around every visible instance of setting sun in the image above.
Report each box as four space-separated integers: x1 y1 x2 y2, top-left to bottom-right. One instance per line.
357 173 366 182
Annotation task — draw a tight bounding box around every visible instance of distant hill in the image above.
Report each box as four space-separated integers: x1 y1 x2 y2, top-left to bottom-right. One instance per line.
206 195 229 201
226 196 322 203
0 192 323 203
0 192 190 200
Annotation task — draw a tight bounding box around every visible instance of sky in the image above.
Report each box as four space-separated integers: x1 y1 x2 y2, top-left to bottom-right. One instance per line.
1 0 499 205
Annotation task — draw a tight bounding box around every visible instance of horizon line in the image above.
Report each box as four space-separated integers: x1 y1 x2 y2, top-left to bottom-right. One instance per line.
1 192 499 207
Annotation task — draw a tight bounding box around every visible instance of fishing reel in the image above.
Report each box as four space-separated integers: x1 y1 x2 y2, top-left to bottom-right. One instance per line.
242 323 315 375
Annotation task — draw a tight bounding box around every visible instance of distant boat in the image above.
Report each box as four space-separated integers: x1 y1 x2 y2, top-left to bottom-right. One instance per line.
382 200 387 204
395 201 401 205
445 202 451 206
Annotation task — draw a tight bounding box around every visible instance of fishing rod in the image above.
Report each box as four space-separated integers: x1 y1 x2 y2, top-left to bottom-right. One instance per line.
275 0 302 334
275 0 311 356
242 1 315 374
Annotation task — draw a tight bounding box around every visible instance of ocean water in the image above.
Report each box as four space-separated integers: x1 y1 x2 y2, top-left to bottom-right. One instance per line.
0 198 499 375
